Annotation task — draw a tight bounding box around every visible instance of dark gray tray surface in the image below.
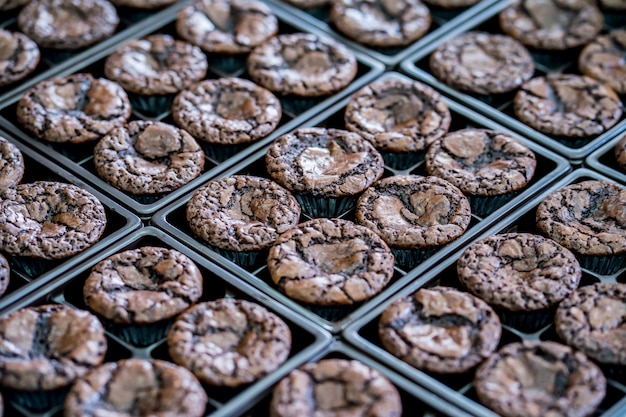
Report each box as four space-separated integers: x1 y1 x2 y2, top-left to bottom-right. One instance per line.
152 72 570 334
586 131 626 185
343 168 626 417
401 0 626 162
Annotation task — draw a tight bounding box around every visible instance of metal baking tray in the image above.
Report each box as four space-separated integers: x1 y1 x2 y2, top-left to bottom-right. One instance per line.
264 0 503 68
343 168 626 417
586 131 626 185
152 72 570 334
0 226 333 417
0 128 141 312
0 4 384 219
400 0 626 163
0 0 195 106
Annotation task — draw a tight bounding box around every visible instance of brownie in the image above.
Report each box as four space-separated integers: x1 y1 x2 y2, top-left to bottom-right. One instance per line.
356 175 471 249
186 175 301 252
345 78 451 153
104 34 208 96
421 0 479 7
270 359 402 417
536 181 626 264
172 77 281 145
379 286 501 374
0 0 28 10
177 0 278 54
83 246 203 325
0 136 24 191
0 29 40 88
0 181 107 260
18 0 119 50
499 0 604 50
514 75 623 138
267 218 395 306
457 233 581 312
429 32 535 95
93 121 205 195
167 298 292 387
556 283 626 366
266 127 384 198
110 0 176 9
330 0 431 48
247 33 358 97
475 341 606 417
0 305 107 392
64 359 208 417
0 254 8 298
17 73 132 144
616 133 626 171
579 29 626 95
425 129 537 197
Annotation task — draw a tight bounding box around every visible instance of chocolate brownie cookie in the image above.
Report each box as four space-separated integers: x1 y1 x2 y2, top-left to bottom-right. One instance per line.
83 246 203 325
0 254 8 298
556 283 626 366
356 175 471 249
475 341 606 417
0 305 107 392
177 0 278 54
0 29 40 88
18 0 119 50
499 0 604 50
514 75 623 138
457 233 581 312
173 77 281 145
425 129 537 197
187 176 300 252
579 30 626 95
616 133 626 171
247 33 358 97
94 121 205 195
0 181 107 260
345 78 451 153
64 359 208 417
104 35 208 96
330 0 431 48
0 136 24 191
271 359 402 417
267 218 394 306
17 73 132 144
429 32 535 95
0 0 28 10
168 298 291 387
379 286 501 374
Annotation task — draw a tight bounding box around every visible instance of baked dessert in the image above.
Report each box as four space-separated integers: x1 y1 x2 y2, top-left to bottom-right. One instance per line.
514 75 622 138
616 133 626 171
330 0 431 48
0 29 40 88
0 254 9 298
18 0 119 50
186 175 300 266
536 180 626 274
247 33 358 97
0 136 24 191
429 31 535 95
177 0 278 54
425 128 536 216
83 246 203 346
0 304 107 410
270 359 402 417
579 29 626 95
0 181 107 260
265 127 384 217
17 73 132 144
475 341 606 417
94 121 205 195
267 218 394 306
168 298 291 386
345 78 451 169
379 286 501 374
457 233 581 331
499 0 604 50
64 359 208 417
